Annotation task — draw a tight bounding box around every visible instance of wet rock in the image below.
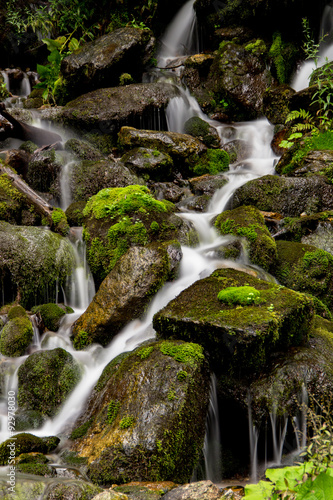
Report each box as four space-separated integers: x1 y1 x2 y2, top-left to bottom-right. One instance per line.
184 117 220 148
0 222 75 308
214 206 277 272
18 348 81 417
70 159 143 203
44 481 102 499
0 433 60 465
111 481 176 499
82 185 195 286
31 303 68 332
153 268 314 376
274 240 333 311
70 340 210 485
262 85 295 125
92 491 128 500
231 174 333 217
223 140 251 163
58 28 154 103
162 480 223 500
4 148 31 179
65 201 86 226
64 138 105 161
72 242 182 348
275 149 333 177
0 311 33 357
120 147 174 181
273 212 333 242
189 174 228 196
151 182 190 204
27 148 61 194
53 83 178 137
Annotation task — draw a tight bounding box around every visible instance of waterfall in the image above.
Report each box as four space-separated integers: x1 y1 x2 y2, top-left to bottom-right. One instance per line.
292 3 333 91
60 160 75 210
248 395 259 483
204 374 222 482
157 0 199 68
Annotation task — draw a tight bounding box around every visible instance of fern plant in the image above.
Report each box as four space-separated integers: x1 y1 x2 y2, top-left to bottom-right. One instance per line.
286 109 319 134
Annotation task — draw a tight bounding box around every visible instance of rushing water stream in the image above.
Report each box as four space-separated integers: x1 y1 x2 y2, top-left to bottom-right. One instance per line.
0 0 287 486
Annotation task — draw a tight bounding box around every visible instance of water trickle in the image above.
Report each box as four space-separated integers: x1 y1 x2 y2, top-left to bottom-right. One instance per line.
60 160 75 210
204 374 222 482
248 395 259 483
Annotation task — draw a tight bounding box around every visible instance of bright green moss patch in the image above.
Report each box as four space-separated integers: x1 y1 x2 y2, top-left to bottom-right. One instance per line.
31 303 66 332
218 286 261 306
107 400 121 425
83 185 169 220
191 149 229 176
70 418 94 439
137 346 154 359
119 415 135 429
160 341 204 365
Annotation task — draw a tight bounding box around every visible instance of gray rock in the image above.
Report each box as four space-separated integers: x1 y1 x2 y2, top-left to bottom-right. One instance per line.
162 481 223 500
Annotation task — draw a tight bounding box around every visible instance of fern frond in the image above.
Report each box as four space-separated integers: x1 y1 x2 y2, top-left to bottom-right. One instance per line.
291 122 317 133
286 109 313 123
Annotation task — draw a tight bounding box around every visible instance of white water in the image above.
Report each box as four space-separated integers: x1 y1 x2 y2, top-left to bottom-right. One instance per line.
204 374 221 482
292 4 333 91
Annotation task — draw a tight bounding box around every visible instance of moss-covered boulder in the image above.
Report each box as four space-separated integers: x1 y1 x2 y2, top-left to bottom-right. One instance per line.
65 201 86 226
58 28 154 103
118 127 207 176
275 149 333 178
214 206 277 272
0 222 75 308
52 83 178 138
43 481 103 499
31 303 66 332
0 433 60 465
272 212 333 242
262 84 295 125
274 240 333 311
64 138 104 161
26 148 61 194
189 174 228 196
153 268 314 376
0 171 41 226
82 185 195 286
189 149 230 177
0 314 33 357
120 148 174 182
70 340 210 486
69 159 143 203
231 174 333 217
184 117 220 148
18 348 81 417
72 241 182 348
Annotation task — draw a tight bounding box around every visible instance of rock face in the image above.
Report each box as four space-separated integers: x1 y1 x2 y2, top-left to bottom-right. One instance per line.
54 83 178 136
274 240 333 310
231 174 333 217
214 205 277 272
70 341 210 486
153 268 314 376
17 348 81 417
0 222 75 308
58 28 154 103
72 242 182 348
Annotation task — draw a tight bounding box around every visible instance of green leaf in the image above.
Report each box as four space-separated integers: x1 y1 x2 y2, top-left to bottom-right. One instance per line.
47 49 61 65
244 480 274 499
36 64 50 78
42 89 49 101
68 37 80 52
297 472 333 499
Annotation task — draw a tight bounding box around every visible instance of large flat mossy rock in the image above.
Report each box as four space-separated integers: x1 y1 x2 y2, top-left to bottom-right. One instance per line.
214 205 277 272
72 242 182 348
70 341 210 486
153 268 314 376
17 348 81 417
58 27 154 103
274 240 333 311
231 174 333 217
0 222 75 308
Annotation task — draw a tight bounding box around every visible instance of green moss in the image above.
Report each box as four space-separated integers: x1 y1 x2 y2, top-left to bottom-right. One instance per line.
7 304 26 320
150 220 160 232
107 400 121 425
70 419 94 439
218 286 261 306
16 463 53 476
160 341 204 365
83 185 168 220
73 330 89 350
119 73 134 86
137 346 154 359
51 208 70 236
119 415 135 429
245 39 267 56
31 303 66 331
177 370 188 381
0 173 24 222
0 316 33 357
191 149 229 176
269 32 298 84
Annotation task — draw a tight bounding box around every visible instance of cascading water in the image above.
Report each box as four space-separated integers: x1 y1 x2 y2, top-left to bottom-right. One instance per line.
203 374 221 483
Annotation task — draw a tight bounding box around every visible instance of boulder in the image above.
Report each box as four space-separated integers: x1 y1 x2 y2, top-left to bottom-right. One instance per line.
189 174 228 196
0 314 33 357
70 340 210 485
263 85 295 125
0 433 60 465
44 482 102 499
223 139 251 163
52 83 178 137
214 206 277 272
274 240 333 311
72 242 182 348
17 348 81 417
26 148 61 194
0 171 41 226
162 481 223 500
0 222 75 308
153 268 314 376
275 149 333 177
69 159 143 203
64 138 105 161
184 117 221 148
272 211 333 242
58 28 154 103
120 148 174 181
111 482 176 499
31 303 68 332
82 185 196 285
231 174 333 217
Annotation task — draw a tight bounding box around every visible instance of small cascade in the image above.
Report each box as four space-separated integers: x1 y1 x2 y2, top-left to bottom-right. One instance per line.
165 86 208 133
1 71 9 91
66 228 96 312
248 395 259 483
60 160 75 210
157 0 199 68
31 314 41 350
204 374 222 482
270 410 288 465
292 3 333 91
20 73 31 97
